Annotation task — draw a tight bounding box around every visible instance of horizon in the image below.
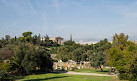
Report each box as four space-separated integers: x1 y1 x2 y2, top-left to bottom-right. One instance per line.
1 0 137 41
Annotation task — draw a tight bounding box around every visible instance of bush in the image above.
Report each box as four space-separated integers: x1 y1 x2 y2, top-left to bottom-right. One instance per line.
0 62 11 73
118 73 129 80
53 59 58 62
129 73 137 81
14 43 53 74
0 69 6 80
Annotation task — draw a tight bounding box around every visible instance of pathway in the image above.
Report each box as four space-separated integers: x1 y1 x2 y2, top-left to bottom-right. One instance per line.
53 71 116 76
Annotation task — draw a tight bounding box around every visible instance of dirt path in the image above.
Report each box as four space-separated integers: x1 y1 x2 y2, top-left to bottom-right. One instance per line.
53 71 116 76
65 71 116 76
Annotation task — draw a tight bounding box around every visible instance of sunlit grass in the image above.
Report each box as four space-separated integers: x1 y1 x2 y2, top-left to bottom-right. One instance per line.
15 73 126 81
71 68 111 74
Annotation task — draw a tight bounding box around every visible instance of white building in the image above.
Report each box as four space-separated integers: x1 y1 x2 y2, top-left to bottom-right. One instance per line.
76 40 97 45
41 36 64 45
49 37 64 45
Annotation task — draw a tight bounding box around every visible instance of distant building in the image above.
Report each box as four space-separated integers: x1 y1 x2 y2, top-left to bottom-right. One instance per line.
76 40 97 45
41 36 64 45
49 37 64 45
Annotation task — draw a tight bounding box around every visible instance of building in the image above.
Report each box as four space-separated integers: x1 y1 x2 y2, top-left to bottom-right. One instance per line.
41 36 64 45
49 37 64 45
76 40 97 45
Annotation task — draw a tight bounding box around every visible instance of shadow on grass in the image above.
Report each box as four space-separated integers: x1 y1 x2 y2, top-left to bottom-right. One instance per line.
28 70 68 75
14 70 69 81
23 76 69 81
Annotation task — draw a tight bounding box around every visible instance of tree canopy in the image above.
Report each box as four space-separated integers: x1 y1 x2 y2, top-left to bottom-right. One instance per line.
108 33 137 81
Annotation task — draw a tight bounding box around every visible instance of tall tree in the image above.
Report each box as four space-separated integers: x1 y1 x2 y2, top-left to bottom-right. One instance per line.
108 33 137 80
22 31 33 42
72 48 85 64
14 43 53 74
89 39 111 71
5 35 11 41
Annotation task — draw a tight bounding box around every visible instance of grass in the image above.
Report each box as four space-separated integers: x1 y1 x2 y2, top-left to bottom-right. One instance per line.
71 68 111 74
15 73 126 81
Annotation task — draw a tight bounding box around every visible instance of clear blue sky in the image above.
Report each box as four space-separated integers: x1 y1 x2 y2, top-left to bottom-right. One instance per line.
0 0 137 41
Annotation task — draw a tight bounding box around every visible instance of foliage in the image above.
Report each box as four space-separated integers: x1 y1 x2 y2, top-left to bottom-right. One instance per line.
72 48 86 63
5 35 11 41
35 46 53 72
0 69 6 80
56 44 87 63
56 46 69 62
40 35 59 47
89 39 111 70
50 47 58 54
22 31 32 37
0 31 58 76
14 43 53 74
0 37 9 48
0 62 11 73
108 33 137 81
0 49 14 60
64 40 75 46
56 38 111 67
22 31 33 42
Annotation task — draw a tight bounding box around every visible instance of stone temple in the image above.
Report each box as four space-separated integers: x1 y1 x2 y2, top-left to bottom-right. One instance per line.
41 36 64 45
49 37 64 45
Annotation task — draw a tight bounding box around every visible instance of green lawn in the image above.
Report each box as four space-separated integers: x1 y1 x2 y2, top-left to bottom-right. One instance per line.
15 73 126 81
72 68 111 74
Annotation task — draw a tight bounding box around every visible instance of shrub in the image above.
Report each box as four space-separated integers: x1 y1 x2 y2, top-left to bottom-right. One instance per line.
0 62 11 73
0 69 6 80
14 43 53 74
53 59 58 62
118 73 129 80
129 73 137 81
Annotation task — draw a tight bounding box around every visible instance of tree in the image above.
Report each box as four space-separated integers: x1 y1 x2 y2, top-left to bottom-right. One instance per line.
56 46 69 62
22 31 33 42
14 43 53 74
36 46 53 71
64 40 75 46
32 35 38 45
108 33 137 81
0 49 14 60
0 69 6 80
89 39 111 71
0 62 11 73
0 31 55 76
40 35 59 47
0 38 8 48
5 35 11 41
112 33 128 49
72 48 85 64
22 32 32 37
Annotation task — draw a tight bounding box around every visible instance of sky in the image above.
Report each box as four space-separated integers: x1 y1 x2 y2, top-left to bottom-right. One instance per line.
0 0 137 41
